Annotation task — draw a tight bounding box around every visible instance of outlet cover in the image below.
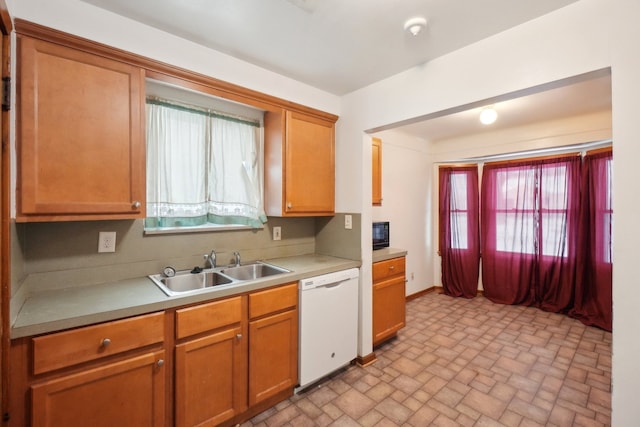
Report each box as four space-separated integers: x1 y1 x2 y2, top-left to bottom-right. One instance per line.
273 226 282 241
345 214 353 230
98 231 116 253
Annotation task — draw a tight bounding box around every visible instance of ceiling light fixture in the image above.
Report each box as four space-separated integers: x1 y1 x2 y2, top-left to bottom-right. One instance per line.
479 107 498 125
404 17 427 36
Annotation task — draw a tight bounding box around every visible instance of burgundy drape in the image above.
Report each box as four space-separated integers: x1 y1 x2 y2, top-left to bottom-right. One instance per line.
439 166 480 298
481 156 581 311
570 150 613 331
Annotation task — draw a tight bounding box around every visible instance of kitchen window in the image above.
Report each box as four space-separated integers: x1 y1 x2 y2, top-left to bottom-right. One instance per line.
144 90 266 232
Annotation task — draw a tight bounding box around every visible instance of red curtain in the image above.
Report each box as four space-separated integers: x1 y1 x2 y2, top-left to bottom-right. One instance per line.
570 150 613 331
439 166 480 298
481 156 581 311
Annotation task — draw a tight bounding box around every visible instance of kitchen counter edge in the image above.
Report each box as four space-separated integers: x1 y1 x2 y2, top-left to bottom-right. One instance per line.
372 247 407 263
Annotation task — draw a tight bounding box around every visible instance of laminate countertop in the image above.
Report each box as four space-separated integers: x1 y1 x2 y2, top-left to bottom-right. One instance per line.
11 254 361 339
372 247 407 263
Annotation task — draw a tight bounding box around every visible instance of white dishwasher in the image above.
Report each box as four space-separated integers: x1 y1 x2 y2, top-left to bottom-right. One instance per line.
297 268 360 392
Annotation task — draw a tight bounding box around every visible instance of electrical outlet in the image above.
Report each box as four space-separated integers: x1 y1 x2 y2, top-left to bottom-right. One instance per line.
273 226 282 241
98 231 116 253
345 214 352 230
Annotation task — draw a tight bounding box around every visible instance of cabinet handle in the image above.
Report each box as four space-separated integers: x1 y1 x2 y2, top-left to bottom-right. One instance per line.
287 202 292 209
389 266 395 270
236 334 242 340
132 201 141 209
156 359 164 367
101 338 111 347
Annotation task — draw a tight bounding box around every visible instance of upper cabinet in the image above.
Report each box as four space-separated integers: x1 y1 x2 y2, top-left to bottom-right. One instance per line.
16 34 145 222
264 109 336 216
372 137 382 206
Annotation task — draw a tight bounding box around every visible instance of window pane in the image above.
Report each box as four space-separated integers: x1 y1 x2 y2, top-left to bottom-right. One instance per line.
450 173 468 210
496 169 536 210
541 212 568 257
450 212 468 249
496 212 536 254
540 165 568 210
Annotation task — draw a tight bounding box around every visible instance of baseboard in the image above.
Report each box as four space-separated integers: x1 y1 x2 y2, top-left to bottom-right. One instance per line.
356 352 377 367
406 286 484 301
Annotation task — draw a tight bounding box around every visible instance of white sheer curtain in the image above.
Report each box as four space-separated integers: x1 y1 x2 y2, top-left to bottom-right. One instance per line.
146 99 266 229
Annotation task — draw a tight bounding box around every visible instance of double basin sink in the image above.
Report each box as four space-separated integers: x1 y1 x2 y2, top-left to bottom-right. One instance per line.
148 262 290 297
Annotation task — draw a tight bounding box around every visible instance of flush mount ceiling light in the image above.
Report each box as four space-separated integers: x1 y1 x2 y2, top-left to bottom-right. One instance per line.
479 107 498 125
404 16 428 36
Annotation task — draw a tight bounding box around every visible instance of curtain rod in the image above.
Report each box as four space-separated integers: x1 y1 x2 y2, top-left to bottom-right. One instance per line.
439 139 612 164
146 96 260 128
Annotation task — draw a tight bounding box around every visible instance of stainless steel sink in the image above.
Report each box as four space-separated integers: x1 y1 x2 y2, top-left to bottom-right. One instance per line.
149 270 234 296
219 262 290 281
149 262 290 296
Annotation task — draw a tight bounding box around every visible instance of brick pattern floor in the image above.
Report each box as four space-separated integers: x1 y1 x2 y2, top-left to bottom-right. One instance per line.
242 292 612 426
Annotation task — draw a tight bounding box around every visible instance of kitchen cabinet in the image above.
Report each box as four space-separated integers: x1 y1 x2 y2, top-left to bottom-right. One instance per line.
173 282 297 426
16 34 145 222
372 256 406 346
264 109 336 216
9 312 166 427
174 296 247 427
8 283 299 427
31 350 165 427
372 137 382 205
248 283 298 405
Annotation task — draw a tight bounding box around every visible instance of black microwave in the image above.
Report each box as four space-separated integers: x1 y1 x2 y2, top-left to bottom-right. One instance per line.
373 221 390 250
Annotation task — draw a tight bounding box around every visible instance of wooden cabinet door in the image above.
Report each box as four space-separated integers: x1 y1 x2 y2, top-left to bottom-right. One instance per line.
175 326 247 427
284 111 334 215
17 35 145 221
31 350 165 427
373 277 406 346
372 137 382 205
248 309 298 406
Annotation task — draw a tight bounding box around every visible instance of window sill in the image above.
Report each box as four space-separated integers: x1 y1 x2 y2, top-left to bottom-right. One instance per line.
144 223 261 235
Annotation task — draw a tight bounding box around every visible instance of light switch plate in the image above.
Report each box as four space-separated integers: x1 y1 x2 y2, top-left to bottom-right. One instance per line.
345 214 353 230
98 231 116 253
273 226 282 241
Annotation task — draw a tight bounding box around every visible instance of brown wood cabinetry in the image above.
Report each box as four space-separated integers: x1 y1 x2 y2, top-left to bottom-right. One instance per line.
265 109 336 216
9 312 166 427
174 297 247 427
248 283 298 406
372 256 406 346
16 34 145 222
31 350 165 427
372 137 382 205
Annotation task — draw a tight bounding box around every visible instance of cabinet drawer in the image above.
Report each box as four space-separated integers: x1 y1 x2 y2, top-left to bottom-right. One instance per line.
373 257 405 282
249 283 297 319
33 312 164 375
175 296 243 339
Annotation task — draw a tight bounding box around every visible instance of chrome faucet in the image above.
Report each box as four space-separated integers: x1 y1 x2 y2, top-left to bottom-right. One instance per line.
233 251 241 267
204 250 216 269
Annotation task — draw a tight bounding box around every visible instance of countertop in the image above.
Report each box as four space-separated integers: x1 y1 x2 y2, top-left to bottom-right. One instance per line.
11 254 361 339
372 247 407 263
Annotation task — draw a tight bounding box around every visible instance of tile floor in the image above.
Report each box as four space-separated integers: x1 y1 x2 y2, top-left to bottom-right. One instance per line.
242 292 612 426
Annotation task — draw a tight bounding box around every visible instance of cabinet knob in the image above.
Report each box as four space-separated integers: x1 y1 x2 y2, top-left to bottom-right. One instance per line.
389 266 395 270
132 201 141 209
101 338 111 347
236 334 242 340
156 359 164 367
287 202 292 209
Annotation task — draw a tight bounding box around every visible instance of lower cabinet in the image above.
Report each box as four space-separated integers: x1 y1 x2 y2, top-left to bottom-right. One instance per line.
372 256 406 346
174 282 298 426
174 296 247 427
31 350 166 427
8 312 166 427
9 284 299 427
248 283 298 406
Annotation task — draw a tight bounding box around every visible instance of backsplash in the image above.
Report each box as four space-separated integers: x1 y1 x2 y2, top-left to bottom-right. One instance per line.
11 213 361 295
